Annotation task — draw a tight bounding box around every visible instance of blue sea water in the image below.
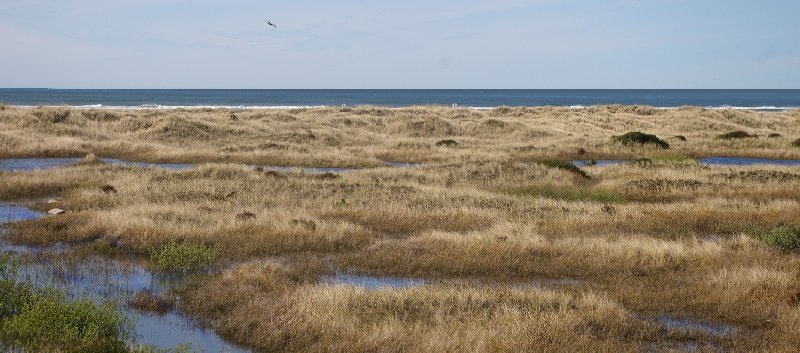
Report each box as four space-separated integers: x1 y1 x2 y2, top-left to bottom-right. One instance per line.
1 89 798 110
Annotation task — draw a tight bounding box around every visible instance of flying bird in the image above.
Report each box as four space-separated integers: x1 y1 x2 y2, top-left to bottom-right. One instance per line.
265 20 277 28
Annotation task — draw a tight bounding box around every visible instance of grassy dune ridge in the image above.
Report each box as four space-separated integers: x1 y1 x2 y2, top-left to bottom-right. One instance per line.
1 106 800 352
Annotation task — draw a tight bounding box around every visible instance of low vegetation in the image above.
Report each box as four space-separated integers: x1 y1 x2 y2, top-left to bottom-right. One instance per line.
761 226 800 250
1 106 800 352
537 160 589 179
612 131 670 149
717 130 758 139
148 241 221 272
0 255 130 352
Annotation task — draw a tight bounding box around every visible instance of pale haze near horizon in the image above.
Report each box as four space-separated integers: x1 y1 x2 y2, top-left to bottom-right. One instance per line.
0 0 798 89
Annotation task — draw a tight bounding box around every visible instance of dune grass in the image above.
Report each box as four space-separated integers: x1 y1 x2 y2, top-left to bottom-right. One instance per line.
1 106 800 352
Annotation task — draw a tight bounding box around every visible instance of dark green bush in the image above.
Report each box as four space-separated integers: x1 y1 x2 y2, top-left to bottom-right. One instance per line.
612 132 670 149
717 131 757 139
435 139 459 147
792 138 800 147
538 160 589 179
761 227 800 250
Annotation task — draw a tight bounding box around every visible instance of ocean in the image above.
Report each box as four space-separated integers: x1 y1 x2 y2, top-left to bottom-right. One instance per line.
0 89 798 110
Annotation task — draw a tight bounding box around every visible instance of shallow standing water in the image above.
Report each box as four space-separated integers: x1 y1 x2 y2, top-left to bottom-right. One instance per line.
0 157 415 173
0 202 248 352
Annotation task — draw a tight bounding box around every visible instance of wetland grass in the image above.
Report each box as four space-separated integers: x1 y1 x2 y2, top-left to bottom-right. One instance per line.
1 106 800 352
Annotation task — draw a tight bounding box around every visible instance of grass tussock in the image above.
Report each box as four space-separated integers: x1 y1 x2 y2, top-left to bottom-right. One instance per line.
717 131 757 139
149 241 221 272
760 226 800 250
612 132 670 149
537 160 590 179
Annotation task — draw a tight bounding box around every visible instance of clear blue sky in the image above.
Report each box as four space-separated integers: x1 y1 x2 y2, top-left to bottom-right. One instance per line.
1 0 798 88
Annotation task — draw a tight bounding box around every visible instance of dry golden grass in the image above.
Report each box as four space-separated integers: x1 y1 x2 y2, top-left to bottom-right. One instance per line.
2 106 800 352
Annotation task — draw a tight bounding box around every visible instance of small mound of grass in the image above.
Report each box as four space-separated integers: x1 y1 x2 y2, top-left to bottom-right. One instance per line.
612 132 670 149
149 241 221 272
128 290 172 315
768 133 781 138
717 131 757 139
538 160 589 179
315 172 340 180
507 185 626 203
435 139 459 147
792 138 800 147
671 135 687 141
760 227 800 250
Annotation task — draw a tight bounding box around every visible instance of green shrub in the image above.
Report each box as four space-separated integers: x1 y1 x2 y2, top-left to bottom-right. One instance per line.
149 241 221 272
435 139 459 147
0 255 130 352
1 292 129 352
538 160 589 179
612 132 670 149
761 227 800 250
717 131 757 139
792 138 800 147
768 133 781 138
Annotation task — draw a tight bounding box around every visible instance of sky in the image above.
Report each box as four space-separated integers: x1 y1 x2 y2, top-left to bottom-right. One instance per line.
0 0 798 89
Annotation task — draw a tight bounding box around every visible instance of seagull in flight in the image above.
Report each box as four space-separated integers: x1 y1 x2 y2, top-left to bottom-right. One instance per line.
265 20 277 28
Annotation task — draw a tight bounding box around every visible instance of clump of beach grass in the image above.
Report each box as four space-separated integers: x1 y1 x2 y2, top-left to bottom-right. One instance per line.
717 131 757 139
128 290 172 315
435 139 458 147
760 226 800 250
612 132 670 149
149 241 221 272
537 160 589 179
